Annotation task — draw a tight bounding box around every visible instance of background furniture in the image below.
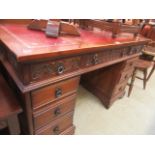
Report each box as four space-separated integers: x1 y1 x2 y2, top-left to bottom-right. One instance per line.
128 59 154 97
0 20 150 135
128 47 155 97
77 19 141 37
0 72 22 134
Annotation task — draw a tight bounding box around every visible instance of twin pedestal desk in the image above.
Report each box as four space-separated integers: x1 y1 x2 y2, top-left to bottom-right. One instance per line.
0 24 150 135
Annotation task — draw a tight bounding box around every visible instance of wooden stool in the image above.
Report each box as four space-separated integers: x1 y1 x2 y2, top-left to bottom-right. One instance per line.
0 73 22 135
128 59 155 97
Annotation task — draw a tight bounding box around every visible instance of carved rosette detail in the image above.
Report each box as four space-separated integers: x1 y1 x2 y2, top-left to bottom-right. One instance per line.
32 63 53 80
30 45 143 82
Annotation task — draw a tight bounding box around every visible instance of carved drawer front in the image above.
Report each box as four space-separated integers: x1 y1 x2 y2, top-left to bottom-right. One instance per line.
119 68 133 83
33 94 76 130
31 77 80 109
60 126 75 135
81 48 130 67
130 45 143 55
35 111 73 135
113 80 127 96
30 56 81 82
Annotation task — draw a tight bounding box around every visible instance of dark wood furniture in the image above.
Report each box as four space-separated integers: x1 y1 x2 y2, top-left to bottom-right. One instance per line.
140 24 155 45
0 21 150 135
0 73 22 134
128 47 155 97
78 19 140 38
128 59 153 97
128 24 155 97
81 57 137 108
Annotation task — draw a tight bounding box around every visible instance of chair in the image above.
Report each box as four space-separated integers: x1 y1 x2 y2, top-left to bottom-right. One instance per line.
128 58 155 97
0 72 22 134
128 24 155 97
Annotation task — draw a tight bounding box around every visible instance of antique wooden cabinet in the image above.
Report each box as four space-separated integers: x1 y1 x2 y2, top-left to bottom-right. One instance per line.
0 23 150 134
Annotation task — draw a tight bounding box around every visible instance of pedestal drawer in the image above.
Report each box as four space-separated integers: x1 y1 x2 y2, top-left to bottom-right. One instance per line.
35 111 73 135
60 126 75 135
31 77 80 109
123 57 137 71
110 91 125 105
113 80 127 96
119 68 133 83
33 94 76 130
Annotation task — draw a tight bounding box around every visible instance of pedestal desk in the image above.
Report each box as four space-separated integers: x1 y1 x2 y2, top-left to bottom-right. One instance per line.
0 24 150 135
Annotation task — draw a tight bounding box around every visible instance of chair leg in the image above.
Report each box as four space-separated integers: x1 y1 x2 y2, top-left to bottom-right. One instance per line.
147 63 155 81
128 69 137 97
143 69 147 89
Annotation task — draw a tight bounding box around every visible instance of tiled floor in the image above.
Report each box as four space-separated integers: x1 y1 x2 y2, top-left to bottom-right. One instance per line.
74 70 155 134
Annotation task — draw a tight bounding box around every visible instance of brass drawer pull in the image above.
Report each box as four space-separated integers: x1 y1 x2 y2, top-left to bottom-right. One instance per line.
55 88 62 98
54 107 61 116
57 64 65 75
53 126 60 134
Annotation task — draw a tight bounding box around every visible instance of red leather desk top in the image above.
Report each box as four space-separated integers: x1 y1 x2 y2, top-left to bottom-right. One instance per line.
0 24 149 62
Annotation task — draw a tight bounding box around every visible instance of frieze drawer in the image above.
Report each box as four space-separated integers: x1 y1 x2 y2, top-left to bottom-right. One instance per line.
5 45 143 85
30 56 81 81
31 76 80 109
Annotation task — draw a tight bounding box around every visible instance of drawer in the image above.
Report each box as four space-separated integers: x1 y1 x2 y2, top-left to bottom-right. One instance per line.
60 126 75 135
110 91 125 105
35 111 73 135
33 94 76 130
123 57 137 71
30 56 81 83
31 77 80 109
119 68 133 83
113 80 127 96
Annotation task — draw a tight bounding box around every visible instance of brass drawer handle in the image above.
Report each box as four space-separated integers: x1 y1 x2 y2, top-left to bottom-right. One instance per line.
54 107 61 116
55 88 62 98
57 64 65 75
53 126 60 135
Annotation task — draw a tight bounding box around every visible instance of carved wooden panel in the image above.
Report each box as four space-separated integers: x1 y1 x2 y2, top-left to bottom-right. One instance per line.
30 56 81 82
4 45 143 85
